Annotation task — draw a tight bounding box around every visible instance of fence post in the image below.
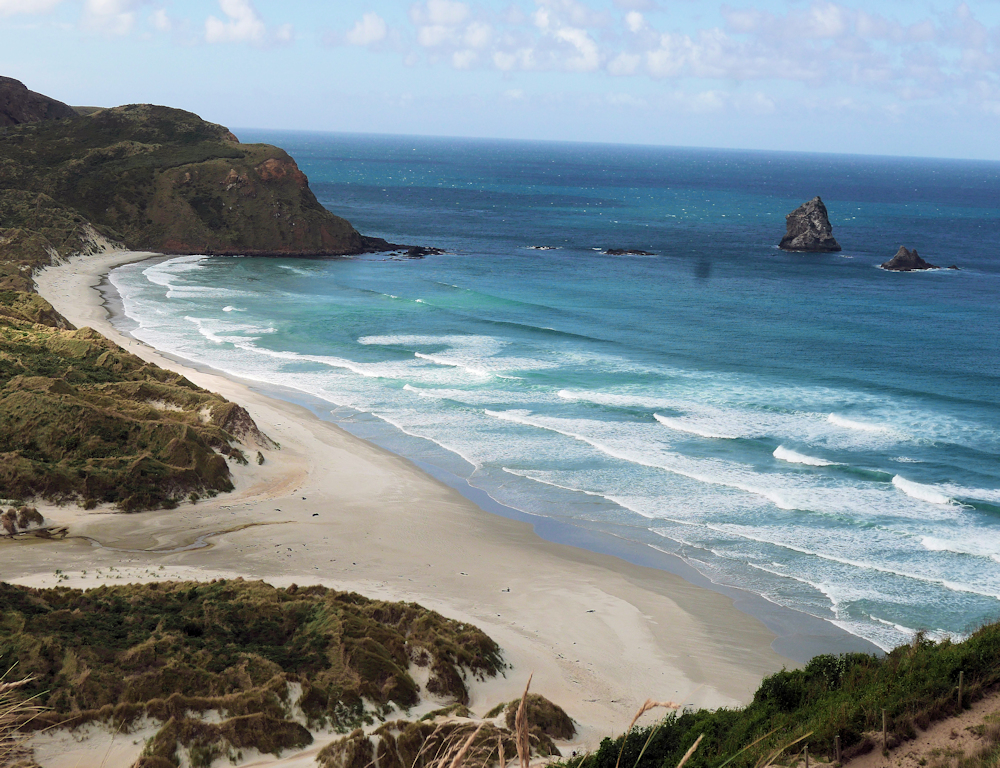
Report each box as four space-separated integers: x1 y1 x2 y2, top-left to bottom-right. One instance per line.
958 670 964 709
804 745 809 768
883 708 888 751
835 735 841 764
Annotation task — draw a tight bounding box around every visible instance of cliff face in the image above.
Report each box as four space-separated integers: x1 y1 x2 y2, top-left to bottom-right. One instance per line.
0 76 77 127
0 103 370 257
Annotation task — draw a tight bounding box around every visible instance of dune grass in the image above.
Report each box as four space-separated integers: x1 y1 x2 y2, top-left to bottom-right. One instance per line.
575 624 1000 768
1 579 504 767
0 308 276 510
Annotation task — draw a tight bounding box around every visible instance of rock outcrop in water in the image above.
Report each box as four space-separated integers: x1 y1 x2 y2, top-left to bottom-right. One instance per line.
881 246 939 271
778 197 842 252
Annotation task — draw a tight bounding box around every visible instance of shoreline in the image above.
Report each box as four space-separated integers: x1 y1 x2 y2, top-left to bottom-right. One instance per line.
97 253 880 662
7 249 846 758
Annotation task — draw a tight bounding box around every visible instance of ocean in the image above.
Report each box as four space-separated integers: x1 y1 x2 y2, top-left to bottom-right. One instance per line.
108 131 1000 653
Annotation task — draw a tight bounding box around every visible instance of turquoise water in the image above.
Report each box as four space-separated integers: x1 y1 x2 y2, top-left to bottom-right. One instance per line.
110 132 1000 651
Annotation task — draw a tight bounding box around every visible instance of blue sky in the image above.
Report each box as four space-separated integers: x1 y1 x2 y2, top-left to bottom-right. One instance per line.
2 0 999 159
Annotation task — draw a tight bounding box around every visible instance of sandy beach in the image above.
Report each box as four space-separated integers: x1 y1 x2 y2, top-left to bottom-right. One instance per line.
4 250 797 764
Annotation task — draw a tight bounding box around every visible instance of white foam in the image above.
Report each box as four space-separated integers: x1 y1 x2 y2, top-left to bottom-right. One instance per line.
485 410 799 510
705 521 1000 600
278 265 313 276
939 484 1000 505
773 446 836 467
414 352 492 378
920 536 1000 563
222 306 245 313
654 413 738 440
892 475 953 506
828 413 893 434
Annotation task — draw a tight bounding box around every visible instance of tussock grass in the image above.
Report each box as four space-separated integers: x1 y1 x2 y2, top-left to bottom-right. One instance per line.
1 580 504 767
317 675 567 768
578 625 1000 768
0 311 273 510
0 668 41 768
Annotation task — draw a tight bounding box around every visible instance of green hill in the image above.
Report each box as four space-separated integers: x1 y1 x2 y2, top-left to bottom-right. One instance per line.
0 103 379 259
0 84 398 512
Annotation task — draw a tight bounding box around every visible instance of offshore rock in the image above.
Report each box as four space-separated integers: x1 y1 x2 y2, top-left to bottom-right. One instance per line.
0 76 77 127
779 197 842 252
881 246 939 271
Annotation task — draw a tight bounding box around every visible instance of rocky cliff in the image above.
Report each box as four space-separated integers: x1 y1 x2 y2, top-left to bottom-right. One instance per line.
0 103 381 258
0 76 77 127
778 196 842 252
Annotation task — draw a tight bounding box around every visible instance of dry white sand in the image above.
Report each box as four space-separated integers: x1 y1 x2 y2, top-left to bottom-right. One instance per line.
3 251 796 764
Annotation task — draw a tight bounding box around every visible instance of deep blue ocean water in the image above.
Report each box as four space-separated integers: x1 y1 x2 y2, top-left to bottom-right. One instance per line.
110 132 1000 651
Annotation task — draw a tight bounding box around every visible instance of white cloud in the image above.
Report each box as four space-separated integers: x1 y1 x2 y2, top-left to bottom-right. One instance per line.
417 23 452 46
464 20 492 48
1 0 59 13
554 26 600 71
205 0 266 44
347 0 1000 122
410 0 470 26
151 7 170 31
624 11 645 34
452 49 477 68
0 0 62 15
82 0 139 35
613 0 656 9
804 2 849 38
608 52 640 75
345 12 387 46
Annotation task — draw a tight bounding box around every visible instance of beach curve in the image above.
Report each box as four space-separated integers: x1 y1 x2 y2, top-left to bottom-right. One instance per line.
9 249 797 758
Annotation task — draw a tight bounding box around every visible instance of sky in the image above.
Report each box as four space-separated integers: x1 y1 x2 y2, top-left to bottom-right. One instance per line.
2 0 1000 159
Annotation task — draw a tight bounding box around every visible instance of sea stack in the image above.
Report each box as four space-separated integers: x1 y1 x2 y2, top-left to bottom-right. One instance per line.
778 196 842 252
881 246 939 271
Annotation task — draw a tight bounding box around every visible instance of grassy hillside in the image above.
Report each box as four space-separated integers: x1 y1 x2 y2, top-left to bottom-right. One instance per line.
581 624 1000 768
0 579 504 766
0 104 373 257
0 300 273 511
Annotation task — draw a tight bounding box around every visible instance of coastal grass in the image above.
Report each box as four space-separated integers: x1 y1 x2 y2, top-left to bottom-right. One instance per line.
318 675 564 768
0 307 275 511
578 625 1000 768
0 670 40 768
0 579 504 766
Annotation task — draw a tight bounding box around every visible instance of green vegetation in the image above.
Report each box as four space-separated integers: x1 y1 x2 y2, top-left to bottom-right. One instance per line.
0 103 368 259
0 307 273 510
1 579 505 766
317 718 559 768
0 190 108 293
581 625 1000 768
503 693 576 740
319 684 570 768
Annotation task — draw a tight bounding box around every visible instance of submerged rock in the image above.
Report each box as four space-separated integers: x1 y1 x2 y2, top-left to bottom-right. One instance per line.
605 248 655 256
779 197 842 252
881 246 939 271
